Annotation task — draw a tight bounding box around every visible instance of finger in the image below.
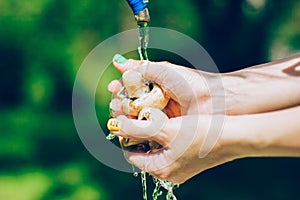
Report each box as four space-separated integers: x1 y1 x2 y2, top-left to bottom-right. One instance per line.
112 54 144 73
112 55 192 106
113 54 198 103
109 98 123 117
112 55 200 114
124 150 169 173
108 80 123 94
112 115 170 146
136 62 196 105
125 149 182 183
136 61 185 85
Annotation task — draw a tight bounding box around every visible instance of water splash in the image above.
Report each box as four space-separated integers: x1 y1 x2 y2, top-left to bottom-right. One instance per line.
106 133 115 140
153 178 179 200
141 171 148 200
152 177 163 200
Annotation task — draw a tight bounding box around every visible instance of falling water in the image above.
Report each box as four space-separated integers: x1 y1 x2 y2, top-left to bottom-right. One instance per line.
107 20 178 200
137 22 149 61
136 22 179 200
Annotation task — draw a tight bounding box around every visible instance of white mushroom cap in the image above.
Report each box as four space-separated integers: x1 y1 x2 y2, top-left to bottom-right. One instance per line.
122 70 149 98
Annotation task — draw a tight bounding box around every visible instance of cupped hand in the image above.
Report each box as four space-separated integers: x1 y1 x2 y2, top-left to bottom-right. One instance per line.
107 55 232 183
112 110 237 184
108 54 226 118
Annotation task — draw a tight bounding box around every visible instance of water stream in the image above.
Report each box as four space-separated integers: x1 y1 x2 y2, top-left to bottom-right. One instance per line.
137 22 149 60
107 22 178 200
137 23 179 200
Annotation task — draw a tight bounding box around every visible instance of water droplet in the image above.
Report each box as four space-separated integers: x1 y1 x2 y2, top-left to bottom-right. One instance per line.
106 133 115 140
133 172 139 177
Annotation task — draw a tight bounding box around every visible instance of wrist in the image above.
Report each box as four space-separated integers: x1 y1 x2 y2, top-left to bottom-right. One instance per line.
220 107 300 159
219 55 300 115
218 72 248 115
203 70 262 115
219 115 264 159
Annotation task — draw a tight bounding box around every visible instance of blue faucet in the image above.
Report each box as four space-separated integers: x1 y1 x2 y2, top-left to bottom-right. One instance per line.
126 0 150 23
126 0 148 15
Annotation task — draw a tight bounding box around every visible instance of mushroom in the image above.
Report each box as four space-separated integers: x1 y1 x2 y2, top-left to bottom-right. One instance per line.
121 107 168 152
118 70 169 117
107 70 170 152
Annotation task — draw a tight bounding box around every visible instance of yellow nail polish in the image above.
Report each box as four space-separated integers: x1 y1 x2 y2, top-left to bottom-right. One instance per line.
107 118 121 131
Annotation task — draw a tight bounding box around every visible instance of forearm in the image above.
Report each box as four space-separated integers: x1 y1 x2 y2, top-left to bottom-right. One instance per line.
222 106 300 158
221 53 300 115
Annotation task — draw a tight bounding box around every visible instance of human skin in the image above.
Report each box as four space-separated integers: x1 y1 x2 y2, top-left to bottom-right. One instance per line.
223 53 300 114
112 106 300 184
109 53 300 116
108 53 300 183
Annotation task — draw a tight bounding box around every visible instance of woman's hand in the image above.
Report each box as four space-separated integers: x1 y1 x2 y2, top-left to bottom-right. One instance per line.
112 112 236 184
109 53 300 117
108 54 225 117
107 54 300 184
112 106 300 184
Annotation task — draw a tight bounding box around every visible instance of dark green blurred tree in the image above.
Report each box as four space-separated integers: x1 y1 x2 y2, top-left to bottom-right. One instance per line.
0 0 299 199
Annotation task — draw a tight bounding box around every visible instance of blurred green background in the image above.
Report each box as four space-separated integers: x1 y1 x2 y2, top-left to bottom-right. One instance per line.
1 0 300 199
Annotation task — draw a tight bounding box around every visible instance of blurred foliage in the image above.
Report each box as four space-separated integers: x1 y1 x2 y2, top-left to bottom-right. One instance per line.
0 0 299 199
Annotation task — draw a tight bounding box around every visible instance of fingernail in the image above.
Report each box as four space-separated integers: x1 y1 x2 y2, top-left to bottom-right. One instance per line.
107 118 121 131
113 54 127 64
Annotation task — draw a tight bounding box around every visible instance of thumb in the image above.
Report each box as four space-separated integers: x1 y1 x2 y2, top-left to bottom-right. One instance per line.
112 54 145 74
112 54 176 85
137 62 193 103
113 55 193 107
112 115 169 146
